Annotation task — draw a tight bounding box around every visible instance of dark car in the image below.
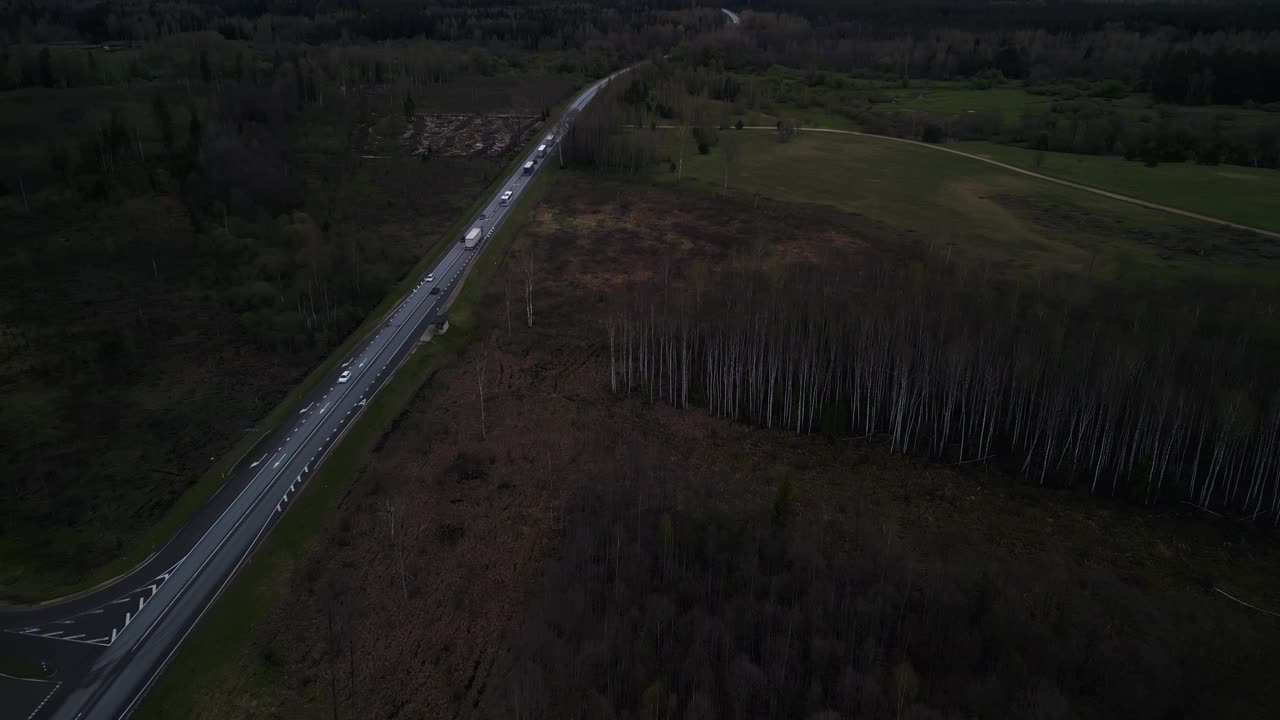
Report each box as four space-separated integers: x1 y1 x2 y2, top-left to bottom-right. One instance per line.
430 287 441 295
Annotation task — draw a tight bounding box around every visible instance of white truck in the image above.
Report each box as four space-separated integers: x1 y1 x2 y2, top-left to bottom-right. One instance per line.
536 144 547 158
522 160 534 175
464 224 483 249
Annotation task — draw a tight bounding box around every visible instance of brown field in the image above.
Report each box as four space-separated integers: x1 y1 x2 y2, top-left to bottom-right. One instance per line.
183 175 1280 719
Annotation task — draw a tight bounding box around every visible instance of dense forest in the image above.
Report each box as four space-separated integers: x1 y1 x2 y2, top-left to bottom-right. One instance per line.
604 255 1280 526
501 478 1276 718
0 0 714 591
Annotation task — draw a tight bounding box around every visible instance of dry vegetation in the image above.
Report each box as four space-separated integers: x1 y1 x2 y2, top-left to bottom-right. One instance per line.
206 176 1279 720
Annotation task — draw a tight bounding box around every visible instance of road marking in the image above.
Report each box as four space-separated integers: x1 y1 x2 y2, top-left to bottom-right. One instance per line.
65 634 84 640
25 680 61 720
299 403 313 414
111 628 117 643
88 636 109 644
273 456 283 469
318 402 330 414
249 453 267 468
41 630 63 637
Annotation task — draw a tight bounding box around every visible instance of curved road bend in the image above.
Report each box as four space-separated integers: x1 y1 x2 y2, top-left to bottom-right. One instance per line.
0 66 630 720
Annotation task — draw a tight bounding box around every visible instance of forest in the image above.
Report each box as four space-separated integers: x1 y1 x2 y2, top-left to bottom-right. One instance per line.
0 0 711 594
603 255 1280 525
502 480 1275 719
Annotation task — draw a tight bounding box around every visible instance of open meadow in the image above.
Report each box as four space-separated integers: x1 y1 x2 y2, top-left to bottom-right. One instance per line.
649 128 1280 291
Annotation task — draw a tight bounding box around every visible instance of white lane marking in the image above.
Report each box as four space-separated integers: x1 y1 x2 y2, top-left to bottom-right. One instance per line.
110 597 131 605
82 609 103 615
111 627 118 643
41 630 63 637
25 680 61 720
88 636 109 644
273 456 283 469
299 402 313 414
65 634 84 640
318 402 330 414
138 597 144 612
249 453 267 468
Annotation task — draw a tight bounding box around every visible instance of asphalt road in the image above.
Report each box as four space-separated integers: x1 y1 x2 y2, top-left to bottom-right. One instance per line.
1 66 628 720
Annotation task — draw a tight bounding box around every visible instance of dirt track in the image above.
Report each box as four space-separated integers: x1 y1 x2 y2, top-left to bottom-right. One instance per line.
671 125 1280 241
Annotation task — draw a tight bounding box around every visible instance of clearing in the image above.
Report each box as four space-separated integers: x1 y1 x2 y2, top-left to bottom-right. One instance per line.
953 140 1280 234
652 128 1280 288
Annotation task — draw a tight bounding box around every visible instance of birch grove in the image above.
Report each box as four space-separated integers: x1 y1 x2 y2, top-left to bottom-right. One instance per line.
604 260 1280 524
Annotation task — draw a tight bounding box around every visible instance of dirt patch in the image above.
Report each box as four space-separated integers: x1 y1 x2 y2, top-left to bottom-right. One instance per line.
403 114 543 159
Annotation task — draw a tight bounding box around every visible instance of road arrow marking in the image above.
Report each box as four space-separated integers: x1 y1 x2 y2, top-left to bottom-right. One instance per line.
249 453 267 468
299 403 313 414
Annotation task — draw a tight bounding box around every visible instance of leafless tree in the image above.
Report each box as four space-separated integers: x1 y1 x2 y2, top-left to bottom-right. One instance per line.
381 498 410 599
522 246 535 328
477 341 490 440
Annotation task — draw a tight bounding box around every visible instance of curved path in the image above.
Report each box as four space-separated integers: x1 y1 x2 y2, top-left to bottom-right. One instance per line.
734 125 1280 240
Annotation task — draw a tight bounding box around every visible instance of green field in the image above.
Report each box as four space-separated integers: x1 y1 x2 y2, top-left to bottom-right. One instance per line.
652 129 1280 287
953 141 1280 233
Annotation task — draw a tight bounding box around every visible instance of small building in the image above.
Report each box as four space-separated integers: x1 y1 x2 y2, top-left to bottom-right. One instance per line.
421 312 449 343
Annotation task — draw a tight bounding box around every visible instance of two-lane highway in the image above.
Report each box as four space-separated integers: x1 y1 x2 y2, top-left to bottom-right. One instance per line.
0 66 629 720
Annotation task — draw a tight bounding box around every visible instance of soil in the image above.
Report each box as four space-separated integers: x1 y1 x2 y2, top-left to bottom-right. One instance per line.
220 175 1280 720
404 114 543 158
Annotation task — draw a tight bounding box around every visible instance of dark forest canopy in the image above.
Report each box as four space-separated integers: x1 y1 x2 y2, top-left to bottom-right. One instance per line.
8 1 1280 45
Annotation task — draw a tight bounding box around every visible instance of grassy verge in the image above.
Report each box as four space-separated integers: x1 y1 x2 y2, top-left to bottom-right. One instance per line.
133 162 559 719
953 140 1280 234
5 90 574 604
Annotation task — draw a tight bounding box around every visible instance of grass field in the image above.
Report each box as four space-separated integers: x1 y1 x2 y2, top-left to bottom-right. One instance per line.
954 141 1280 234
651 129 1280 288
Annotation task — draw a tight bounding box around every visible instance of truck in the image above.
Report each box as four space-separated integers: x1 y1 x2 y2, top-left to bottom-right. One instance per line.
464 225 483 249
536 144 547 159
522 160 534 175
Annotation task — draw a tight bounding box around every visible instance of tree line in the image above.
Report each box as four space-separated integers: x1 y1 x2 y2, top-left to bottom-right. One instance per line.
604 256 1280 525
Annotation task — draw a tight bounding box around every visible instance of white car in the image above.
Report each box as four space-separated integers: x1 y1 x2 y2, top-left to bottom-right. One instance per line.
426 273 434 282
500 190 513 206
338 370 352 384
